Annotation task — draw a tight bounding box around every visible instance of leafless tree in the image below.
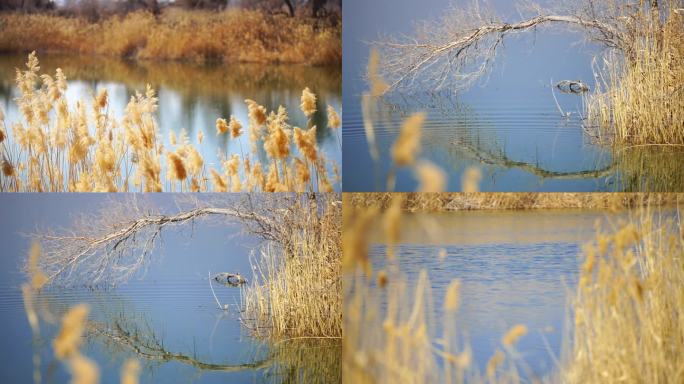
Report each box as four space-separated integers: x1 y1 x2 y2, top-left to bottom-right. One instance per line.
0 0 54 11
374 0 681 93
32 193 340 287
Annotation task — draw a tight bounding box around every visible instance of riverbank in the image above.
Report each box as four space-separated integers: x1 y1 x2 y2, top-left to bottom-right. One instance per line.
347 192 684 212
0 8 340 65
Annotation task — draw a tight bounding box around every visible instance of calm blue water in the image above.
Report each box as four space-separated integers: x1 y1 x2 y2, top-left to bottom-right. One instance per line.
0 194 339 383
342 0 684 191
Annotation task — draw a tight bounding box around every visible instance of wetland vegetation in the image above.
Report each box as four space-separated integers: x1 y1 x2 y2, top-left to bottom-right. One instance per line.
343 193 684 383
0 53 341 192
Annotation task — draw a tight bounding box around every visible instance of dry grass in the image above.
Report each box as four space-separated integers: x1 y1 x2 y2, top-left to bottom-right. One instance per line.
588 1 684 145
347 192 684 212
0 53 340 192
343 193 684 383
560 210 684 383
0 8 341 65
243 194 342 339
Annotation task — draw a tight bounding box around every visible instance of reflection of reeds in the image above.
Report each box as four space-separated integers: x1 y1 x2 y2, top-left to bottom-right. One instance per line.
0 53 341 102
344 193 684 383
613 146 684 192
0 8 341 65
0 53 340 192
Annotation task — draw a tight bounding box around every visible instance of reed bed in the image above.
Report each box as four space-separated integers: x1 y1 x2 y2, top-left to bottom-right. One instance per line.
343 193 684 383
587 1 684 145
561 209 684 383
0 8 341 65
0 53 340 192
243 194 342 339
347 192 684 212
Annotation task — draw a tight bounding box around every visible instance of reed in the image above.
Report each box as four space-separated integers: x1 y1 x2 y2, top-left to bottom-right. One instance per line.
0 8 341 65
347 192 683 212
561 208 684 383
343 194 527 383
243 194 341 340
0 53 340 192
587 1 684 145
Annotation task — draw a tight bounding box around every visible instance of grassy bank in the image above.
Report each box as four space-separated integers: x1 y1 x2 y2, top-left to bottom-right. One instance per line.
0 53 340 192
0 53 341 100
343 194 684 383
0 8 340 65
347 192 684 212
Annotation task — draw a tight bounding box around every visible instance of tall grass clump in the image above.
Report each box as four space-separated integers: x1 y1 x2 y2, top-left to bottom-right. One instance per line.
0 8 341 65
588 1 684 145
0 52 340 192
243 194 342 339
561 209 684 383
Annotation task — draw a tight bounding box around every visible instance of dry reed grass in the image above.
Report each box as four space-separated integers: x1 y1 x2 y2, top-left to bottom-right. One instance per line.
561 208 684 383
588 1 684 145
0 53 340 192
0 8 341 65
343 193 684 383
243 194 341 339
347 192 684 212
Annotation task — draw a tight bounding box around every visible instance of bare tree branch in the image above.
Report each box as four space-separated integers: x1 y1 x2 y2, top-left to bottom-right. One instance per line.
374 0 676 93
32 194 340 287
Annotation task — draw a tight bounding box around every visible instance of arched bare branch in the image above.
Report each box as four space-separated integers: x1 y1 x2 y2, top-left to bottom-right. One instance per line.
32 194 340 286
375 0 675 93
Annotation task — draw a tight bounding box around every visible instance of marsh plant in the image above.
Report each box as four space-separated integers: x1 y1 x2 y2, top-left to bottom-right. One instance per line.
347 192 684 212
343 193 684 383
0 8 341 65
243 196 342 340
0 53 340 192
20 193 341 382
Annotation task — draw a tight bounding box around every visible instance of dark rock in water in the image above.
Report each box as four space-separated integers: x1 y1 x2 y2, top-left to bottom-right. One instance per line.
556 80 590 94
213 272 248 286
